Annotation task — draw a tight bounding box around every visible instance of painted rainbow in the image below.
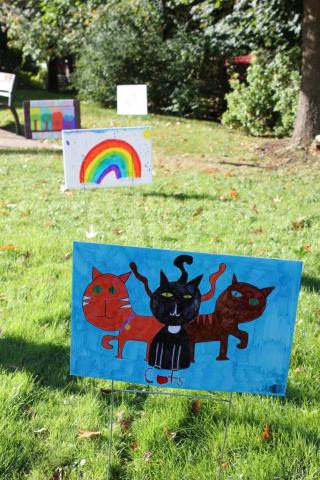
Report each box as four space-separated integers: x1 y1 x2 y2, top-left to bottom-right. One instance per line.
80 139 142 184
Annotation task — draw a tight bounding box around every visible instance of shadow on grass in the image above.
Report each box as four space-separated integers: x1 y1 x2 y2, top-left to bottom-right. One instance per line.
301 274 320 293
0 119 23 134
0 335 74 390
142 191 218 202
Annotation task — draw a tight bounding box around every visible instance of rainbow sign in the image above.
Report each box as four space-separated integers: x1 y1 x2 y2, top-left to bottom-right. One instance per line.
80 139 141 184
62 126 152 189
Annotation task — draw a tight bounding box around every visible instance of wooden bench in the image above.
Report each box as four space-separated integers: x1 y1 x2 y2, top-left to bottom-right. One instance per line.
0 72 21 135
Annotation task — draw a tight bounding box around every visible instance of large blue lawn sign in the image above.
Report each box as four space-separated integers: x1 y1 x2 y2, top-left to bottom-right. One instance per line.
71 242 302 396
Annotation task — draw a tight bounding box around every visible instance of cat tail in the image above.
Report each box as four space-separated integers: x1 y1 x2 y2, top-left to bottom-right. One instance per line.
129 262 152 297
174 255 193 282
201 263 226 301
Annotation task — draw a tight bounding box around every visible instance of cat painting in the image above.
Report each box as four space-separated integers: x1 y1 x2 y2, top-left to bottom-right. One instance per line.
131 255 202 371
82 261 226 362
186 274 274 361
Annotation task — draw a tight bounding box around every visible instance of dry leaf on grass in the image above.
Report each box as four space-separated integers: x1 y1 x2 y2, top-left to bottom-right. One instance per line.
130 441 138 450
191 399 202 413
303 244 312 253
163 426 177 440
120 416 134 431
253 227 263 235
33 427 48 435
142 451 153 462
291 218 306 230
192 208 204 217
86 225 98 239
229 190 239 199
76 429 101 439
261 424 272 442
0 244 17 251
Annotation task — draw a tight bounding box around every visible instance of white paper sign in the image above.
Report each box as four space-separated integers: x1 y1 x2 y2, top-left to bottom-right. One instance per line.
117 85 148 115
62 127 152 189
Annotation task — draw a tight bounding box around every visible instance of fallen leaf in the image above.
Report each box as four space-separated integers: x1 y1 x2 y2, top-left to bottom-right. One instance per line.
163 426 177 440
20 210 31 217
291 218 306 230
191 399 202 413
253 227 263 235
119 415 134 432
0 244 17 251
86 225 98 239
130 441 138 450
77 429 101 439
113 227 122 236
142 451 153 462
229 190 239 199
223 171 235 177
33 427 48 435
303 243 312 253
261 424 272 442
192 208 204 217
252 203 258 213
64 253 72 260
50 467 66 480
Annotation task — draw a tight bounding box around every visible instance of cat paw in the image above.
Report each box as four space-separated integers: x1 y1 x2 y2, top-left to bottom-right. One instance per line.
237 342 247 349
116 355 123 359
216 354 229 361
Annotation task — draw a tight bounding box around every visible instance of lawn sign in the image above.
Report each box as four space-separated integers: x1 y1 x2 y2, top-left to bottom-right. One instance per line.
24 99 80 139
117 85 148 115
62 126 152 189
71 242 302 396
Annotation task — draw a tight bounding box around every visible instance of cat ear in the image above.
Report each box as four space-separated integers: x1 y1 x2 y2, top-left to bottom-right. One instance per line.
92 267 102 279
260 286 275 297
189 274 203 287
160 270 169 285
232 274 238 284
119 272 131 283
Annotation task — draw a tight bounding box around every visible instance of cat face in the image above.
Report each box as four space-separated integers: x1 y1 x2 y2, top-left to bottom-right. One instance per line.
150 270 202 326
216 274 274 323
82 267 132 330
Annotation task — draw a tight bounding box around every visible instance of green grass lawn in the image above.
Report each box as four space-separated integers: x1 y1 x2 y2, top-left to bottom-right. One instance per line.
0 90 320 480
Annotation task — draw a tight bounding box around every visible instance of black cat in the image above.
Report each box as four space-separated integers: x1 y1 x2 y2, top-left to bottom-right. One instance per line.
130 255 202 371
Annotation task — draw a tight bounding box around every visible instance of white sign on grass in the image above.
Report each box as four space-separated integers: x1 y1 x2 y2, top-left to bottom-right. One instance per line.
117 84 148 115
62 127 152 189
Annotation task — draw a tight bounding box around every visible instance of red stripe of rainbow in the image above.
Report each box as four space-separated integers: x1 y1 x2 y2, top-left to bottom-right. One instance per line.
80 139 141 184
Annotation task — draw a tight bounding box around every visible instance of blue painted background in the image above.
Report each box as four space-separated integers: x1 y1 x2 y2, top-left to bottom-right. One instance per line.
70 242 302 396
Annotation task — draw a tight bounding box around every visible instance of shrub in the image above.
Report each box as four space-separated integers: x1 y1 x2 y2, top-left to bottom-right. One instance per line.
222 49 301 136
73 0 227 119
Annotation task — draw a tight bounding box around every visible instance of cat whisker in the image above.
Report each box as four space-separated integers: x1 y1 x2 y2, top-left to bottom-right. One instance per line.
120 297 129 302
83 295 92 301
120 304 132 309
83 300 91 306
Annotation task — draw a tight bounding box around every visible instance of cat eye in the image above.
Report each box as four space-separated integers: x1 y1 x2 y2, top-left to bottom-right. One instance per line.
93 285 103 293
161 292 174 298
249 298 259 306
231 290 242 298
183 294 192 299
108 286 116 294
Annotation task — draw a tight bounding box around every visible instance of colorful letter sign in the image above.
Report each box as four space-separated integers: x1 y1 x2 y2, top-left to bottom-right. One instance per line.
62 126 152 189
71 242 302 396
24 99 80 139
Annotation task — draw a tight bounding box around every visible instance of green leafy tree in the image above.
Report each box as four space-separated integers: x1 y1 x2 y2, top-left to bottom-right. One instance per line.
0 0 104 62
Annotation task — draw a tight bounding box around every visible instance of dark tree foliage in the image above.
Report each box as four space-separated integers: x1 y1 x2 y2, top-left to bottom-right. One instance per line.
205 0 303 56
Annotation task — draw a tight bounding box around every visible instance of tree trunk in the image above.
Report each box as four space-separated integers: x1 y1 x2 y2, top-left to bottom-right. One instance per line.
292 0 320 146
